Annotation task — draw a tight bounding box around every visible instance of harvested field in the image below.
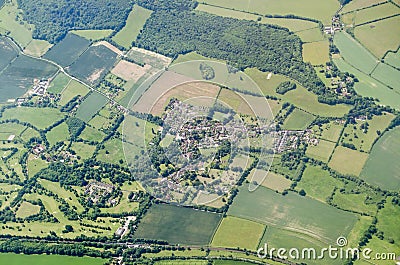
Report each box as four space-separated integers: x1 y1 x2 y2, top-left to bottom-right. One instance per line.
111 60 150 82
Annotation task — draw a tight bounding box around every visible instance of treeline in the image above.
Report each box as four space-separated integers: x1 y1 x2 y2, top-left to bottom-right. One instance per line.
17 0 134 43
137 10 328 97
136 0 197 11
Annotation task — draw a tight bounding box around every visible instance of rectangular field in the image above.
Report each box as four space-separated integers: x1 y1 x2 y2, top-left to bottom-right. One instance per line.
75 91 109 122
211 216 265 250
341 0 387 13
283 108 315 130
0 253 104 265
48 72 71 94
384 49 400 68
260 171 292 192
328 146 369 176
134 203 222 245
113 5 153 49
228 185 357 242
67 44 118 86
44 33 90 67
360 127 400 190
70 29 113 41
305 139 336 163
1 107 64 129
371 63 400 91
59 80 90 106
353 3 399 25
302 41 330 65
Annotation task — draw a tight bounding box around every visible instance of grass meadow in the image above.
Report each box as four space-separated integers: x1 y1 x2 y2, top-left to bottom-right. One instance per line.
1 107 64 129
15 201 40 218
70 29 113 41
46 122 69 146
0 253 104 265
283 108 315 130
302 41 330 65
305 139 336 163
59 80 90 106
341 0 387 13
352 2 399 25
371 63 400 91
260 171 292 192
384 49 400 68
211 216 265 250
48 72 71 94
328 146 369 176
360 127 400 190
332 192 377 216
134 203 222 245
75 91 109 122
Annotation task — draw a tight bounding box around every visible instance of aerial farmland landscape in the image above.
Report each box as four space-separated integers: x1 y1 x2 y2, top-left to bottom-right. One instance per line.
0 0 399 264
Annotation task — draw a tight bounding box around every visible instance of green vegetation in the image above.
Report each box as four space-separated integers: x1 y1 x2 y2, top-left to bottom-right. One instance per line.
332 192 377 215
15 201 40 218
79 126 105 142
384 49 400 68
371 63 400 91
23 39 52 57
0 253 104 265
228 186 357 242
333 32 378 74
48 72 70 94
283 108 315 130
341 0 387 13
1 107 64 129
360 127 400 190
296 165 342 202
71 142 96 160
68 45 118 85
354 16 400 59
302 41 330 65
305 139 336 163
376 198 400 249
46 122 69 146
260 171 291 192
211 216 265 250
44 33 90 67
351 3 399 25
17 0 134 43
328 146 369 176
113 5 153 49
70 29 113 41
134 203 222 245
296 27 324 43
59 80 90 106
75 92 109 122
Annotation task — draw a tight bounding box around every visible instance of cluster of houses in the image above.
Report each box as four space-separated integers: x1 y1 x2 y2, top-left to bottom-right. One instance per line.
31 79 49 96
85 181 115 204
324 15 343 35
272 130 318 153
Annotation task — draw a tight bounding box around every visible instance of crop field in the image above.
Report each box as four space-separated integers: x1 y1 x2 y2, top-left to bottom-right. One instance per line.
59 80 90 105
341 0 387 13
113 5 153 49
70 29 113 41
15 201 40 218
360 127 400 190
75 91 109 122
155 261 207 265
1 107 64 129
127 47 172 70
0 1 34 48
296 27 324 43
283 108 315 130
305 139 336 163
258 226 341 265
201 0 339 24
0 253 104 265
328 146 369 176
340 113 394 152
354 16 400 59
134 203 222 245
302 41 329 65
384 49 400 68
23 39 52 57
0 37 18 70
371 63 400 91
352 3 399 25
0 54 58 101
211 216 265 250
111 60 149 82
67 45 118 85
228 186 357 242
333 32 378 74
44 33 90 67
245 69 352 117
296 165 342 202
48 72 70 94
333 58 400 110
46 122 69 146
260 171 291 192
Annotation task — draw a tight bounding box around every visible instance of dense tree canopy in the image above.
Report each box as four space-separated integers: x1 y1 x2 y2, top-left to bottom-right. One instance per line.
17 0 134 43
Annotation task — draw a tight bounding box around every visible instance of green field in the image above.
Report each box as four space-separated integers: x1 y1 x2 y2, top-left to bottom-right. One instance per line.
48 72 71 94
340 113 394 152
24 39 52 57
354 16 400 59
1 107 64 129
333 58 400 110
134 203 222 245
46 122 69 146
352 3 399 25
75 91 109 122
201 0 339 24
0 253 104 265
70 29 113 41
228 186 357 242
15 201 40 218
296 165 342 202
376 198 400 250
79 126 105 142
302 40 330 65
328 146 369 176
371 63 400 91
333 32 378 74
305 139 336 163
341 0 387 13
332 192 377 216
71 142 96 160
360 127 400 190
68 45 118 85
384 49 400 68
155 261 207 265
0 37 18 71
283 108 315 130
59 80 90 106
27 156 48 177
211 216 265 250
113 5 153 49
296 27 324 43
44 33 91 67
260 171 292 192
318 121 344 142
